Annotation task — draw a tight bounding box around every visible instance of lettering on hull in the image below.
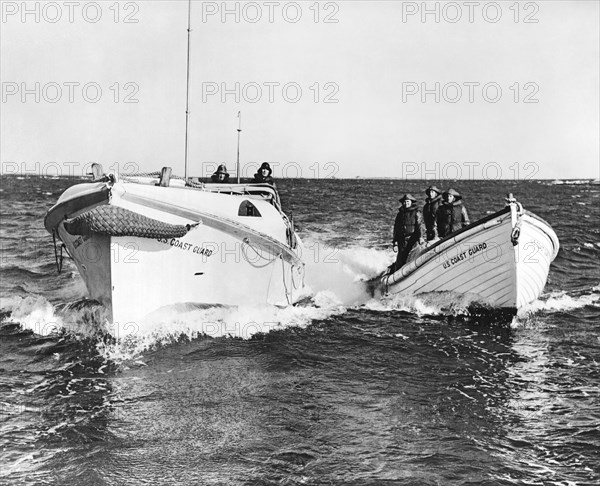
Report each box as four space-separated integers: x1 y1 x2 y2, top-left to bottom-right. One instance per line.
442 242 487 270
156 238 214 257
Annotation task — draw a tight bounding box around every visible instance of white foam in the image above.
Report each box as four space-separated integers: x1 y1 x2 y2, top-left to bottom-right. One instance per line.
0 293 347 362
363 291 478 316
302 241 391 307
1 295 115 340
518 291 600 317
1 296 64 336
0 240 393 360
97 298 349 362
5 238 597 364
551 179 593 185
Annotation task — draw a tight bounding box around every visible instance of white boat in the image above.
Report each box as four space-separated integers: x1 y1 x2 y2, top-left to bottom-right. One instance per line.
371 198 559 312
45 166 306 325
43 3 308 326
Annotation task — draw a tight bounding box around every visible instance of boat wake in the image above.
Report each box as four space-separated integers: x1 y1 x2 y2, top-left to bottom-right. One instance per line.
0 242 385 359
516 288 600 316
6 284 596 364
362 285 600 320
363 290 499 316
2 239 597 362
302 241 391 306
1 295 110 339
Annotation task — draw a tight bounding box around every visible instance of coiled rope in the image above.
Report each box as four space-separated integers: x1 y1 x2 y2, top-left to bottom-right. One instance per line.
241 237 280 268
64 205 194 239
291 264 304 290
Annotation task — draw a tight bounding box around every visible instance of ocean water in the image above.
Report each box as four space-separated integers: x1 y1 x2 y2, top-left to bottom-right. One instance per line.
1 175 599 485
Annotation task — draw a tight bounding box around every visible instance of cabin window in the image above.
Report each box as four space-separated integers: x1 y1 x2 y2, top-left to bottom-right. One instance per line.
238 200 262 217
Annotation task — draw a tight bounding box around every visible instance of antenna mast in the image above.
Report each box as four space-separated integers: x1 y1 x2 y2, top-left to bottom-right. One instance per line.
183 0 192 179
236 111 242 183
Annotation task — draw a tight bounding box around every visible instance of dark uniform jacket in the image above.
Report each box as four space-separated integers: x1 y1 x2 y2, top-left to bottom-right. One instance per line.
423 195 442 240
254 173 274 184
393 207 425 246
211 174 230 183
435 201 470 238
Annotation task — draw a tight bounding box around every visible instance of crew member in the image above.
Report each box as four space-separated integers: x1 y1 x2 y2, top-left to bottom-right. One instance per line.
435 188 470 238
392 194 425 271
254 162 274 184
211 164 230 183
423 185 442 241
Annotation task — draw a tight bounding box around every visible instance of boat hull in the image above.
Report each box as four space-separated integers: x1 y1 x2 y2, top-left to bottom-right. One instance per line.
46 178 306 326
378 204 559 311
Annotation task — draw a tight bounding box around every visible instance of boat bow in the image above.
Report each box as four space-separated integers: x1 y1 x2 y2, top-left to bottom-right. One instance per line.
376 198 559 311
45 166 306 325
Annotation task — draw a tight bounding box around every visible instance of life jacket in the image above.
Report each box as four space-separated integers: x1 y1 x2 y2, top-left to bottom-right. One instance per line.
436 201 465 237
423 196 441 235
394 207 421 242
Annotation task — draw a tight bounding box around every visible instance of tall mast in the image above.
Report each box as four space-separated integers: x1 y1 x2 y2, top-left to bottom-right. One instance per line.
183 0 192 179
236 111 242 183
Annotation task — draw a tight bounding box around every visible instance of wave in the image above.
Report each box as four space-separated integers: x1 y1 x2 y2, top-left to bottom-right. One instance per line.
2 240 597 363
0 243 385 361
583 242 600 249
2 285 598 364
0 241 394 358
548 179 595 185
363 291 485 316
1 295 111 338
359 277 600 320
0 293 350 363
517 289 600 317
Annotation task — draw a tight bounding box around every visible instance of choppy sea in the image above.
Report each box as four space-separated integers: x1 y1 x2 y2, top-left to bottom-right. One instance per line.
1 175 599 485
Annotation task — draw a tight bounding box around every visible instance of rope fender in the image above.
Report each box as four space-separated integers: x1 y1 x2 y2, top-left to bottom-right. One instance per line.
64 205 193 239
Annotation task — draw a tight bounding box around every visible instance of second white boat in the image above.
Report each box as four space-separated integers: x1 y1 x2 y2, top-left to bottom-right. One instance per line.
371 198 560 312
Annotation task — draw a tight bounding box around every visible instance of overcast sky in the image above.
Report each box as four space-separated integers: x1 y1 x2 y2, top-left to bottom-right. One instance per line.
1 0 598 179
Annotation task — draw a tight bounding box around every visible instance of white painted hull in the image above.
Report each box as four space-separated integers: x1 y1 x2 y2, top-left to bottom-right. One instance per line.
46 177 306 325
378 204 559 311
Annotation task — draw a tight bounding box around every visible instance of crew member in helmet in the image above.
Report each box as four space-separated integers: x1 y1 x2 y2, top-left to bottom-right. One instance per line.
392 194 426 271
422 185 442 241
211 164 230 183
254 162 274 184
435 188 470 238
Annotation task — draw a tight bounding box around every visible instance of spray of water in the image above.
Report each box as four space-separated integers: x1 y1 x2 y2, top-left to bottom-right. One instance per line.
2 242 598 362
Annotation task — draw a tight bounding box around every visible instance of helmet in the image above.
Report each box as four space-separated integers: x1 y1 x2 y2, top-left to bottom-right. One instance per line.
424 185 441 196
259 162 272 175
399 194 417 203
442 188 461 200
214 164 229 175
